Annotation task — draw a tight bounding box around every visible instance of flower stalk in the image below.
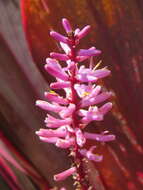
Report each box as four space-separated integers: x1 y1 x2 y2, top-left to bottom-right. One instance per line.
36 18 115 189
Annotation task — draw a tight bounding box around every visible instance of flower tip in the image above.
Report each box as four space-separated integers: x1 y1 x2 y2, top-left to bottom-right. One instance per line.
35 100 40 106
50 52 54 57
54 167 76 181
49 31 55 36
108 102 113 107
62 18 69 23
35 131 40 135
76 25 91 40
44 92 49 97
110 135 116 140
62 18 72 33
44 64 48 71
53 175 59 181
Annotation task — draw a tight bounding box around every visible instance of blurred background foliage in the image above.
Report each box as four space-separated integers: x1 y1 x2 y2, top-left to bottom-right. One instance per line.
1 0 143 189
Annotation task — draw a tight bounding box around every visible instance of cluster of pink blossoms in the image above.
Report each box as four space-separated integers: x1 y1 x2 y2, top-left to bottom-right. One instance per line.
36 18 115 183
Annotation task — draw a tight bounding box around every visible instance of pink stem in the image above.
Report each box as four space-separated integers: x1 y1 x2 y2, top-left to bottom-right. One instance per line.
69 35 90 190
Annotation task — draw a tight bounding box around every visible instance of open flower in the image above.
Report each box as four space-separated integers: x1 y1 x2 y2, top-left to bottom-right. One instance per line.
80 146 103 162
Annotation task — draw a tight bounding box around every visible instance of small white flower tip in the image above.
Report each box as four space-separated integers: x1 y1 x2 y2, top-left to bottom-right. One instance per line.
44 92 48 96
49 31 55 36
62 18 68 23
35 131 39 134
35 100 40 106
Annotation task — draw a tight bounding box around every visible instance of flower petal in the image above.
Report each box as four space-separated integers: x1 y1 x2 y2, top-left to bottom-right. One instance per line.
76 25 91 40
75 129 86 147
50 31 68 43
45 58 69 80
44 91 68 105
59 103 76 118
62 18 72 33
45 114 72 128
50 81 71 89
54 167 76 181
84 132 116 142
80 92 112 108
56 138 75 149
36 100 64 112
50 52 69 61
36 126 67 138
78 47 101 57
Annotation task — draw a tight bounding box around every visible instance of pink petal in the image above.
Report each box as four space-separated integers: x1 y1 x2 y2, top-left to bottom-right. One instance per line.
50 81 71 89
99 102 113 114
75 129 86 147
74 84 93 98
45 58 68 80
36 127 67 138
74 28 80 36
80 147 103 162
80 92 112 108
44 92 68 105
36 100 64 112
39 136 59 144
50 52 69 61
50 31 68 43
93 68 111 79
84 132 116 142
54 167 76 181
78 47 101 57
76 25 91 40
45 115 72 128
59 103 75 118
62 18 72 33
56 138 75 149
60 42 71 54
76 55 89 62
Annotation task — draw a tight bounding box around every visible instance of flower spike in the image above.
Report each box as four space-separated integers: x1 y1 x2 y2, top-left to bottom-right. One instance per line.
36 18 115 188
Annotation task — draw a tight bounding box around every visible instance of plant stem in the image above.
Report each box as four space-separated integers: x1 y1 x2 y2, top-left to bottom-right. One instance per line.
69 35 90 190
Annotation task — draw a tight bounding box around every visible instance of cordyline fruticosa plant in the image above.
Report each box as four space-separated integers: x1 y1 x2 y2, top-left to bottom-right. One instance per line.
35 18 115 190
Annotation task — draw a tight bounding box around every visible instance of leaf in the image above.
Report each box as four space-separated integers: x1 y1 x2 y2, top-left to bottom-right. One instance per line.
0 33 72 189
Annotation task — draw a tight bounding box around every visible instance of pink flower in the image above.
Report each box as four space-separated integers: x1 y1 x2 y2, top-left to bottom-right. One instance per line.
79 102 112 124
59 103 75 118
56 138 75 149
78 47 101 57
45 58 69 81
80 146 103 162
74 84 101 99
39 136 59 144
84 132 116 142
44 114 72 128
44 91 68 105
50 81 71 89
75 128 86 147
50 52 69 61
60 42 71 54
77 65 110 83
62 18 72 34
36 126 67 138
35 100 64 112
79 106 104 124
54 167 76 181
75 25 91 40
50 31 68 44
80 91 112 108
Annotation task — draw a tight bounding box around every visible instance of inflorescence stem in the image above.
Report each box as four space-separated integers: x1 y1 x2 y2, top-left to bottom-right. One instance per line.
69 36 90 189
